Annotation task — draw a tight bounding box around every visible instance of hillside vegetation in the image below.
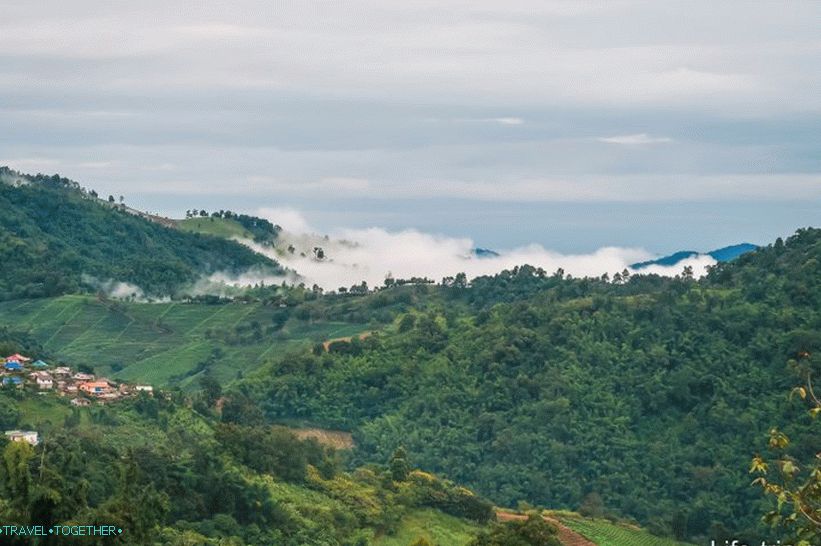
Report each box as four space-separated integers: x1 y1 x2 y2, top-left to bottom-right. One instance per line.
0 389 497 545
0 167 281 300
0 295 367 388
239 229 821 542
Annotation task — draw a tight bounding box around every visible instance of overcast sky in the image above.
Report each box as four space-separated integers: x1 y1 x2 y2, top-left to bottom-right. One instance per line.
1 1 820 252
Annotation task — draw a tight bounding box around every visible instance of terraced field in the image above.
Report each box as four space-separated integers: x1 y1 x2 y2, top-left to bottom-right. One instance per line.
559 517 694 546
176 217 255 239
373 508 480 546
0 295 366 388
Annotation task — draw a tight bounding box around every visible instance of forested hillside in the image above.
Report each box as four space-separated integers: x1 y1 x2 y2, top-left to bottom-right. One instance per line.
0 167 282 300
241 229 821 542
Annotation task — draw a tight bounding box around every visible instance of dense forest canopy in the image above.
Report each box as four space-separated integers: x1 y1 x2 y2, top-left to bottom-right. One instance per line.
0 167 282 300
237 228 821 543
1 167 819 543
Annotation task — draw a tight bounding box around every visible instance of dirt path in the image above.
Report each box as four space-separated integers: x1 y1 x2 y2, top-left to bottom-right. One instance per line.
292 427 354 449
495 511 597 546
322 331 373 351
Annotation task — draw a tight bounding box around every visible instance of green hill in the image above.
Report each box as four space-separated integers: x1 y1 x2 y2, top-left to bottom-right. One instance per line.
238 229 821 542
0 295 367 388
176 212 280 245
177 217 258 240
0 384 493 545
0 167 282 300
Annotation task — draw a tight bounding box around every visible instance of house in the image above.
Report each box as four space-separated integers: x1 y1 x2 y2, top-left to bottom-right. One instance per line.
32 360 49 368
79 381 111 396
73 373 95 381
134 385 154 393
4 361 22 372
4 430 38 446
2 376 23 388
29 372 53 389
70 398 92 407
53 367 71 376
5 354 31 363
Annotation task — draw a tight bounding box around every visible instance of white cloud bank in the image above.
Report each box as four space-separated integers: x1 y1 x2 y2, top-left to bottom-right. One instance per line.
246 208 716 290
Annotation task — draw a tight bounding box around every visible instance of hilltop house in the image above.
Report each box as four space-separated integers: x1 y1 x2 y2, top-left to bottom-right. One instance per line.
53 367 71 376
73 372 95 381
32 360 49 368
5 354 31 363
4 430 38 446
79 381 111 396
135 385 154 393
71 398 91 407
29 372 53 390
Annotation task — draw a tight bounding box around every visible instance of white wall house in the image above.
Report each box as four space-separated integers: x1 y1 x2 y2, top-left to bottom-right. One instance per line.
5 430 39 446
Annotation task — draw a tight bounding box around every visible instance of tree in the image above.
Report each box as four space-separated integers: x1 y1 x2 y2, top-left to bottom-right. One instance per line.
751 363 821 545
389 447 410 481
2 440 34 509
0 396 20 428
199 375 223 408
469 514 561 546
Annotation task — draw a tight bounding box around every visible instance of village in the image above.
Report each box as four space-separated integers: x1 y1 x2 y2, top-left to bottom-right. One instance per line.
1 352 154 447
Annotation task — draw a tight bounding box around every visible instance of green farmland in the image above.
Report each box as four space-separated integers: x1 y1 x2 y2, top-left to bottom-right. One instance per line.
176 217 256 240
559 516 695 546
0 295 366 388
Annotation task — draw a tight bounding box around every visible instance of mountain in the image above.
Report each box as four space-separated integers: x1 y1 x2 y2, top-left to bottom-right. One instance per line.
0 167 283 300
2 166 815 543
630 243 757 269
473 247 500 258
706 242 758 262
240 229 819 543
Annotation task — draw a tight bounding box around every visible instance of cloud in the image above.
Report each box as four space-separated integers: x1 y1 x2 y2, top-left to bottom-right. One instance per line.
235 222 711 291
81 274 165 302
256 207 312 233
243 173 821 203
597 133 673 145
459 117 524 125
1 1 820 253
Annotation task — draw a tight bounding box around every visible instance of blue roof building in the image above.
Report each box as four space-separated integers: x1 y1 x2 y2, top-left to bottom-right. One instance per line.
4 361 22 371
2 376 23 386
32 360 48 368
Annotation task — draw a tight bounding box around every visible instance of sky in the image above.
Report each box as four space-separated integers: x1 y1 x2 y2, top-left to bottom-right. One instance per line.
1 1 820 254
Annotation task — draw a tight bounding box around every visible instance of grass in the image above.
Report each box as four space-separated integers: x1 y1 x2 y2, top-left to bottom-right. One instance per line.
0 295 366 388
559 516 695 546
175 217 253 240
16 396 73 429
374 508 482 546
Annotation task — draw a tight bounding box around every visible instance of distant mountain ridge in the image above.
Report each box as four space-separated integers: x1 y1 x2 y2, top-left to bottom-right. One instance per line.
630 243 757 270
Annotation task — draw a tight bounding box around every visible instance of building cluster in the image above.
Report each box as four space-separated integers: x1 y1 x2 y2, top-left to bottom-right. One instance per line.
1 353 156 447
1 353 153 405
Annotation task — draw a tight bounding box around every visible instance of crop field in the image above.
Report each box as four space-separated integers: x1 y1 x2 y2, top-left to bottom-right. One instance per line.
373 508 480 546
0 295 366 388
175 217 255 239
559 517 695 546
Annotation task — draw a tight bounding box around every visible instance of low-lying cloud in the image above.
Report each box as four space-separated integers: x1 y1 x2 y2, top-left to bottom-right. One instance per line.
80 274 168 302
245 208 716 290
